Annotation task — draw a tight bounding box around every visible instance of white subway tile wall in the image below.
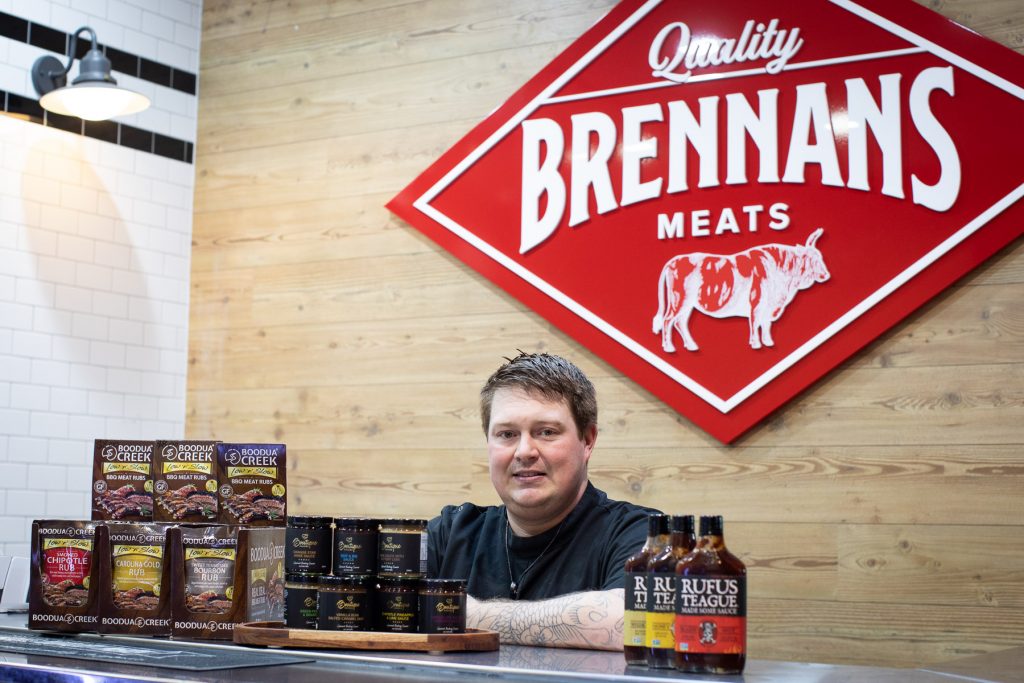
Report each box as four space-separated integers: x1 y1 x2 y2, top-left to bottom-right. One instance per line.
0 1 201 556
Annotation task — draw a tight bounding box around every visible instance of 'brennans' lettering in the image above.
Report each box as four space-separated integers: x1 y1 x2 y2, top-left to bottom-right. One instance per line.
520 67 960 253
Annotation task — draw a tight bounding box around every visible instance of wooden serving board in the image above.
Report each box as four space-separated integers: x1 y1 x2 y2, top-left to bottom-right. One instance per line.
233 621 499 652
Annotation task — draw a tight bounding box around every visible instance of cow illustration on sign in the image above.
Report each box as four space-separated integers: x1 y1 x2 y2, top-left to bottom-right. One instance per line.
653 229 829 352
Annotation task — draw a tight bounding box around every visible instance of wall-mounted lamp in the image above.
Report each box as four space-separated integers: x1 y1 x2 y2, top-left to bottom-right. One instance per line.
31 26 150 121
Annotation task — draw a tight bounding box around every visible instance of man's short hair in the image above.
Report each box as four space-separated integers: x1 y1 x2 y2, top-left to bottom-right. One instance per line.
480 352 597 438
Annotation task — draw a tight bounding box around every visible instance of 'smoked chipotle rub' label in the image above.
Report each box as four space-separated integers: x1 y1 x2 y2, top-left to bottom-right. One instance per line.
217 443 286 527
674 575 746 655
182 525 236 615
37 521 97 607
110 524 167 612
92 439 155 521
154 440 219 522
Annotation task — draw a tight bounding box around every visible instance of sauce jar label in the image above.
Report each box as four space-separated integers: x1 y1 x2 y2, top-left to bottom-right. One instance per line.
319 592 372 631
378 594 418 632
377 531 426 575
419 594 466 634
334 531 376 574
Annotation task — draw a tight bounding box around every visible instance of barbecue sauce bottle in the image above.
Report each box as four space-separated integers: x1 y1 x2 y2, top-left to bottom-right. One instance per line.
674 515 746 675
646 515 696 667
623 514 668 666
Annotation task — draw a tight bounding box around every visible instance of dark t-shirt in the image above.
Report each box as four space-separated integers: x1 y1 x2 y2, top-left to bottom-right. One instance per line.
427 482 659 600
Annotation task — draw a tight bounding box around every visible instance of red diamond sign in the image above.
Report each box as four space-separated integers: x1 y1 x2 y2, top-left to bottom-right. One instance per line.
387 0 1024 443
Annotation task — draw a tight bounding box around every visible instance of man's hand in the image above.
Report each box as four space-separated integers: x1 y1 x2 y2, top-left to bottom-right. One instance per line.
466 588 625 651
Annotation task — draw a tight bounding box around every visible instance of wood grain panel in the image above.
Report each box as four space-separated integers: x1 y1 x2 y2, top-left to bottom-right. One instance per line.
749 597 1024 666
186 282 1024 374
289 449 474 518
588 447 1024 525
198 44 556 155
837 525 1024 608
192 0 1024 669
189 362 1024 446
202 0 613 71
194 118 466 213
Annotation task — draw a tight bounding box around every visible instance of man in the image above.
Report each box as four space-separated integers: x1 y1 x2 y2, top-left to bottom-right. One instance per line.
428 352 659 650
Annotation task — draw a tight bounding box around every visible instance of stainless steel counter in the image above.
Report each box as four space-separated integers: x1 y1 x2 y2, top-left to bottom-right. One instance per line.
0 613 1019 683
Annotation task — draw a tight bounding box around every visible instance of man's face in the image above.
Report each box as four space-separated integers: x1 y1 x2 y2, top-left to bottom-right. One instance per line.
487 387 596 535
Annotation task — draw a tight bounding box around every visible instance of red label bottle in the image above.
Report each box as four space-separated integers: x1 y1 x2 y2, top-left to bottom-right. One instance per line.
674 515 746 675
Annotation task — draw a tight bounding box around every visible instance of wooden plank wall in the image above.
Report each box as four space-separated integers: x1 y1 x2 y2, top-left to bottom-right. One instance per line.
189 0 1024 668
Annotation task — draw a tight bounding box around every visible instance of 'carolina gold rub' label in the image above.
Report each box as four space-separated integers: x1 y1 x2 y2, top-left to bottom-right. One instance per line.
112 545 163 596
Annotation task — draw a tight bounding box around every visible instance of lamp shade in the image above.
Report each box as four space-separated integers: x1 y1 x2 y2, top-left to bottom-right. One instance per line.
39 81 150 121
31 28 152 122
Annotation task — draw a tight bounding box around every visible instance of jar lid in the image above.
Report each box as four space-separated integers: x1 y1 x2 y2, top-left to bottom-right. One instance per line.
319 574 374 587
420 578 466 590
285 572 320 584
332 517 378 529
380 518 427 527
287 515 332 527
377 576 421 588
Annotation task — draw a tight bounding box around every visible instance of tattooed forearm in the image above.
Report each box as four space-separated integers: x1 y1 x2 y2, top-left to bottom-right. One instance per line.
467 589 625 651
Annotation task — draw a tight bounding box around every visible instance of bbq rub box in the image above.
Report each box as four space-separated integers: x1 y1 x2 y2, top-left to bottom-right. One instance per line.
153 440 219 523
99 522 172 636
216 443 286 526
28 520 101 633
92 439 155 521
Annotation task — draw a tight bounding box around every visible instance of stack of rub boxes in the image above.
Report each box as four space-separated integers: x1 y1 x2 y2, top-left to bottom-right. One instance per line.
28 439 288 640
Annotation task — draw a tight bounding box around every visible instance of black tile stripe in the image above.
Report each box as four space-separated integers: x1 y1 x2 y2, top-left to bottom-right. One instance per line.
0 87 193 164
83 119 118 144
120 123 153 153
140 58 172 89
46 110 82 135
6 92 44 125
0 12 27 42
28 22 66 53
0 11 197 96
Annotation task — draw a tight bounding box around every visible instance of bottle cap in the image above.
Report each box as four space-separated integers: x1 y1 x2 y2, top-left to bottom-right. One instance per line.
699 515 724 536
648 513 669 535
671 514 695 536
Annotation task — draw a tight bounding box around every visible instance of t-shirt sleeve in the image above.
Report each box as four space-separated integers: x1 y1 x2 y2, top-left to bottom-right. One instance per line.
427 509 451 578
601 506 656 590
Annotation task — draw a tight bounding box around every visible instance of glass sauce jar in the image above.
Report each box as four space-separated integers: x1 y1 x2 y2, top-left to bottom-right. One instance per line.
377 519 427 578
376 577 420 632
418 579 466 634
317 574 374 631
332 518 378 575
286 515 332 575
284 572 319 630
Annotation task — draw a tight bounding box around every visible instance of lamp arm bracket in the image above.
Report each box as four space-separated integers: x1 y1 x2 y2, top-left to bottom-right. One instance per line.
31 26 101 96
